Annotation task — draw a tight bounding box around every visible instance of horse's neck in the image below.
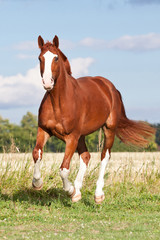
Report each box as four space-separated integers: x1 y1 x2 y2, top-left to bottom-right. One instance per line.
51 62 77 114
60 64 73 92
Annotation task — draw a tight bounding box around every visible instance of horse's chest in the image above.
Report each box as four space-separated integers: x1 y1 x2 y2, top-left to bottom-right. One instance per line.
54 123 66 136
39 97 75 137
44 118 73 138
42 118 64 135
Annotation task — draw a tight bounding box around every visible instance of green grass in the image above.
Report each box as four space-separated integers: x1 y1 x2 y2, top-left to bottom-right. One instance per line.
0 153 160 240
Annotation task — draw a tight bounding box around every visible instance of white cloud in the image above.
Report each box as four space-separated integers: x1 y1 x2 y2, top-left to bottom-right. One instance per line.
79 33 160 51
107 33 160 51
0 57 94 108
70 57 95 78
80 38 107 49
0 65 44 108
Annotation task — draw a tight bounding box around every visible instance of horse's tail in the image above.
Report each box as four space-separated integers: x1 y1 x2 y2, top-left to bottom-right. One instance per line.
115 90 155 147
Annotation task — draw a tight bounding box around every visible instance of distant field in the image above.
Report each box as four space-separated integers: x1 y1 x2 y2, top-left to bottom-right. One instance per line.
0 152 160 240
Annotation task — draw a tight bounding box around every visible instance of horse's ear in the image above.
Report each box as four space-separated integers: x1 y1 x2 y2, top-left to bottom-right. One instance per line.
53 35 59 48
38 35 44 49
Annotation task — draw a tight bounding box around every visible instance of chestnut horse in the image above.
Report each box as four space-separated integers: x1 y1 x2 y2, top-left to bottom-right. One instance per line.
32 35 155 204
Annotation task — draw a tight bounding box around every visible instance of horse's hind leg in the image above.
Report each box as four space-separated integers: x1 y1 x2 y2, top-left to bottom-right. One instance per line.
95 126 115 204
71 136 91 203
32 127 50 190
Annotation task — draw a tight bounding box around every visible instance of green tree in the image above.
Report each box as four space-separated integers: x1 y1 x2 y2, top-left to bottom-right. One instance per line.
0 116 12 152
86 131 99 152
19 112 38 152
153 124 160 146
45 137 65 152
21 112 37 128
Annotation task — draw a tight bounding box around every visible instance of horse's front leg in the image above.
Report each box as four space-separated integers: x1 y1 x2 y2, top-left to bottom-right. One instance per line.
32 127 50 190
59 135 79 196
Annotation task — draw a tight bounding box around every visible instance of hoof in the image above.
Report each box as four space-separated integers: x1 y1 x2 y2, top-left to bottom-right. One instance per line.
32 178 43 190
70 188 82 203
72 193 82 203
94 195 105 204
70 188 76 198
32 183 43 190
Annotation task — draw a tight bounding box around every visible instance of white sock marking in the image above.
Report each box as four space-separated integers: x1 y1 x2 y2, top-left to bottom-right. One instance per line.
60 168 74 195
33 159 41 180
38 149 41 160
33 149 41 180
74 156 87 195
95 150 110 197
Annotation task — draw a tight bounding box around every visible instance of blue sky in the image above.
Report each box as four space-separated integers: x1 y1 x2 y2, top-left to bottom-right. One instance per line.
0 0 160 124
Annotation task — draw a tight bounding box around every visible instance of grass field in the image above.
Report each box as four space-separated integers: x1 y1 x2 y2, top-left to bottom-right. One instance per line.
0 152 160 240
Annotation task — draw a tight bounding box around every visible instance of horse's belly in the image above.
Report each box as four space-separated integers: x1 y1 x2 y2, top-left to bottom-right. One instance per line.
81 104 110 135
78 77 112 135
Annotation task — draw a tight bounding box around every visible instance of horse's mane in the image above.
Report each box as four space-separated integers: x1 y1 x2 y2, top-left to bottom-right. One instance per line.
58 49 72 75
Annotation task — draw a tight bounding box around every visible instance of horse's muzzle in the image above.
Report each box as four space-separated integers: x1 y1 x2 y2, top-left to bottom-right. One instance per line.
42 77 54 91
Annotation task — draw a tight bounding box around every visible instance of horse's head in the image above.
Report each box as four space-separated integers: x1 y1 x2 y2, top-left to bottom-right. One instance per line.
38 35 71 91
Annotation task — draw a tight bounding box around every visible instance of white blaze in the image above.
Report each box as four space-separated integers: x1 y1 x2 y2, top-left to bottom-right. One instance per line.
43 51 58 88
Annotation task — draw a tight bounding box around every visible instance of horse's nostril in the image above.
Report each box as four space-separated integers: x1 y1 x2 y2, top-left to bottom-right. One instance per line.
51 78 54 85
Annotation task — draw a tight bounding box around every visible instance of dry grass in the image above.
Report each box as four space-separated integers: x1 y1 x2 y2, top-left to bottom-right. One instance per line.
0 152 159 190
0 151 159 176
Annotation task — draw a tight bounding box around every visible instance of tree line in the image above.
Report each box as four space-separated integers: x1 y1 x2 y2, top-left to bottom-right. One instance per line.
0 112 158 153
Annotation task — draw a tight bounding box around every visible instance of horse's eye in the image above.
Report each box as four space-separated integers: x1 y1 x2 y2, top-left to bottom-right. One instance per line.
54 56 58 62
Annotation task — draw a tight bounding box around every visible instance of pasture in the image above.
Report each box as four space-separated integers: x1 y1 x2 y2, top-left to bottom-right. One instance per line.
0 152 160 239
